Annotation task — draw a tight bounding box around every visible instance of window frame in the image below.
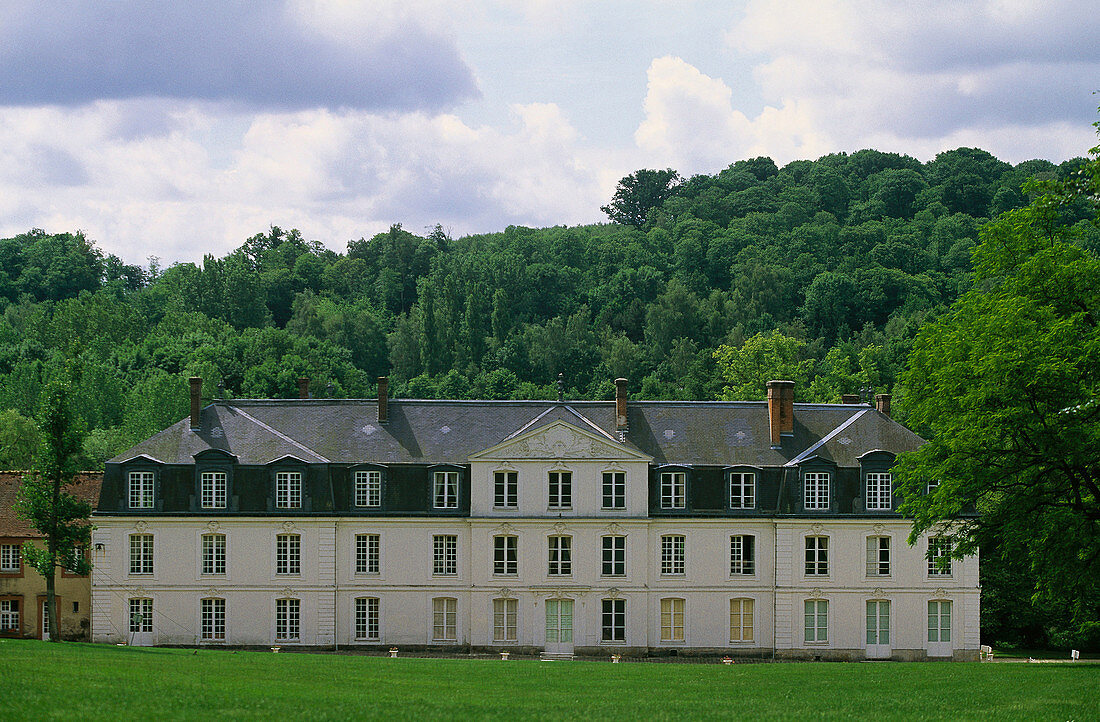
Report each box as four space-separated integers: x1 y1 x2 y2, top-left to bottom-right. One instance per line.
275 470 303 510
730 534 755 576
201 533 226 576
0 542 22 576
432 597 458 642
729 598 754 643
129 534 154 576
660 534 686 576
601 535 626 577
804 535 829 576
128 470 155 510
355 533 380 575
0 597 19 634
728 470 757 510
129 597 153 633
432 534 458 576
659 471 686 510
493 597 518 643
493 535 518 576
866 599 890 646
601 470 626 510
548 535 572 576
547 470 572 510
493 470 518 509
865 472 893 511
803 471 831 510
927 537 952 576
353 469 383 508
866 536 890 577
927 600 952 643
433 470 460 510
601 598 626 643
200 597 226 642
275 597 300 642
804 599 828 644
275 533 301 576
355 596 380 641
199 470 228 510
660 597 685 643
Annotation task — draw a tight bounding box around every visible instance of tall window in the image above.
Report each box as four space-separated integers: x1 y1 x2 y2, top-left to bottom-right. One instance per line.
729 472 755 509
548 471 572 509
928 537 952 576
660 598 684 642
730 535 755 575
434 471 459 509
602 471 626 509
804 600 828 643
866 537 890 576
661 535 685 575
355 534 380 574
200 471 227 509
602 598 625 642
275 598 300 641
201 598 226 641
804 472 830 510
493 535 518 576
493 598 517 642
355 597 380 641
548 536 571 576
433 597 457 641
64 545 85 574
129 471 154 509
129 598 153 633
0 599 18 631
201 533 226 575
865 472 892 510
433 535 457 576
928 600 951 642
602 535 625 576
730 598 754 642
0 544 21 573
276 534 300 575
866 600 890 645
129 534 153 575
354 471 382 507
494 471 517 509
276 472 301 509
660 472 686 509
805 536 828 576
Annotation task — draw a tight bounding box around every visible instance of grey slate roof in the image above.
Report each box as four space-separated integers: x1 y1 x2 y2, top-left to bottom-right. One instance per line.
109 398 923 468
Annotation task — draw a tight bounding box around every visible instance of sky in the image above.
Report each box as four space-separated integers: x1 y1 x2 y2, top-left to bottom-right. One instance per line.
0 0 1097 265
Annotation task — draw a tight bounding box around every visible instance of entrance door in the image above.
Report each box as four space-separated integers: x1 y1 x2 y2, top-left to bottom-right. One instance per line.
129 598 154 646
865 600 891 659
545 599 574 654
926 600 953 658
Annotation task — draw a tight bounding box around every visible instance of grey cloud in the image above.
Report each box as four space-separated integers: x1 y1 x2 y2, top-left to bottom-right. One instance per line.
26 145 89 187
0 1 479 112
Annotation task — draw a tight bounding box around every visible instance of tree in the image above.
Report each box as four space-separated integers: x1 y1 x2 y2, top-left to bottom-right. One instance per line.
15 374 91 641
713 330 812 400
601 168 682 228
895 120 1100 641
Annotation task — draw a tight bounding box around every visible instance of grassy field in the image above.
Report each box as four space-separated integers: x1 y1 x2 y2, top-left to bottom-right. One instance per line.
1 640 1097 721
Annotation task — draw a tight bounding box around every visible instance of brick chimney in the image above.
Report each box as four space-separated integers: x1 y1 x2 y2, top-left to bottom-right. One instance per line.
378 377 388 424
875 393 891 417
298 377 310 400
841 394 860 404
615 378 629 432
189 377 202 431
766 380 795 449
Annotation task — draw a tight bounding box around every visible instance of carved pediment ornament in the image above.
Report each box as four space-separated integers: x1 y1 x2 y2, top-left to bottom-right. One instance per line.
934 588 947 598
606 587 621 599
134 521 148 532
872 588 885 598
281 586 295 597
206 521 220 533
810 588 823 598
498 588 513 598
872 523 886 534
552 522 567 535
810 523 823 534
132 586 146 596
206 588 221 597
495 522 517 535
282 521 295 533
605 523 622 535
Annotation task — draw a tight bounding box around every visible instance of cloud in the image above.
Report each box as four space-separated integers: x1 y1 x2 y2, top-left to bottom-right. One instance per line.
0 0 478 112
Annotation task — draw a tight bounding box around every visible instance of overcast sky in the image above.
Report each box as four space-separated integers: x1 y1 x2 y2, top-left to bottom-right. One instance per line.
1 0 1096 264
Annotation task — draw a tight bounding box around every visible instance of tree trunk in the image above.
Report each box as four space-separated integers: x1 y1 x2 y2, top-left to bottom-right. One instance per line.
47 473 60 642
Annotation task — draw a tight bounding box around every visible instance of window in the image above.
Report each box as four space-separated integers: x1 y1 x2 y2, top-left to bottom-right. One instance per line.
729 472 756 509
433 597 457 641
1 544 21 573
804 600 828 643
548 536 571 576
866 600 890 645
602 471 626 509
660 472 686 509
730 535 755 575
805 536 828 576
494 471 518 509
866 536 890 576
545 599 573 644
660 535 685 575
276 472 302 509
602 598 625 642
433 471 459 509
276 534 300 575
0 599 19 631
866 472 892 510
129 598 153 633
130 534 153 575
64 545 86 574
201 534 226 575
201 598 226 641
493 598 517 642
354 470 382 507
602 535 625 576
548 471 571 509
804 472 830 510
660 598 684 642
433 535 457 576
275 598 300 641
928 537 952 576
730 598 754 642
129 471 154 509
200 471 227 509
928 600 951 642
355 597 380 641
493 535 518 576
355 534 380 575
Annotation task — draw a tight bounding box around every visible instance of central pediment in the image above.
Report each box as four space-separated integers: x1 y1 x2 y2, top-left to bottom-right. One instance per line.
470 419 651 462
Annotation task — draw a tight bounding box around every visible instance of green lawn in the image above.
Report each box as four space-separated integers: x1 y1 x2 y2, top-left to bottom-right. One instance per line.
1 640 1096 721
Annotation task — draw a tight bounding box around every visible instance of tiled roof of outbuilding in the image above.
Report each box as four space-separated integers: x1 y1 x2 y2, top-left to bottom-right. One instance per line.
0 471 103 537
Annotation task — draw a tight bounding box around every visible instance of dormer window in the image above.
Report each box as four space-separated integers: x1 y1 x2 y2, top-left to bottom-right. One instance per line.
660 472 686 509
729 472 756 510
200 471 227 509
803 472 830 510
129 471 154 509
354 470 382 508
434 471 459 509
865 472 893 511
276 472 302 509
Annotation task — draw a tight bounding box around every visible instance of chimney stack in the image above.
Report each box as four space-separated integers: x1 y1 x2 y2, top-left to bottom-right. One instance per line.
378 377 389 424
841 394 860 404
615 378 629 431
766 380 795 449
298 377 310 400
875 393 891 417
189 377 202 431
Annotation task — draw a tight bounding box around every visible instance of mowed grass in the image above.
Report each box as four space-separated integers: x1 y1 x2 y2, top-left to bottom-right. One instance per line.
1 640 1097 721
